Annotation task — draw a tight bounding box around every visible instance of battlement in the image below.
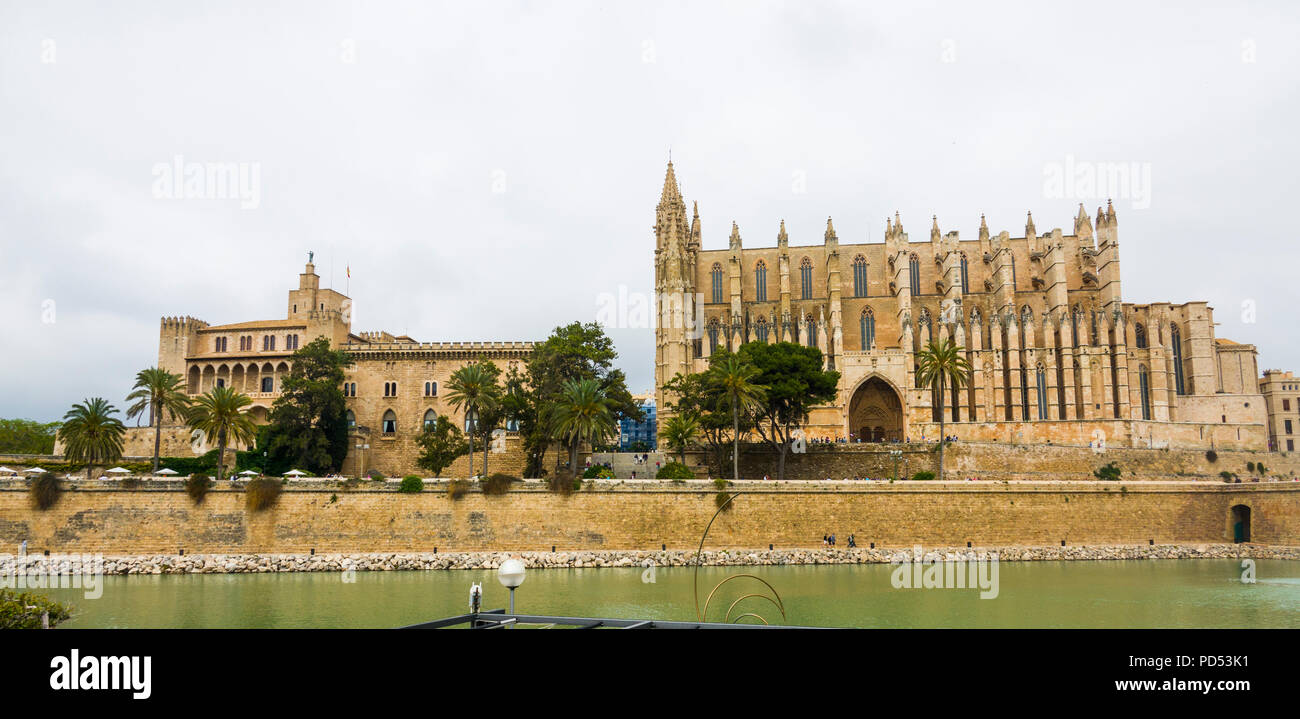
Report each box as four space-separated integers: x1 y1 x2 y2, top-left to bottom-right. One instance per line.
346 338 535 352
160 316 208 331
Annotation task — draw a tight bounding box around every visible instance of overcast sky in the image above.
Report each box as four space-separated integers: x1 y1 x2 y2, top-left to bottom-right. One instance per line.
2 1 1298 423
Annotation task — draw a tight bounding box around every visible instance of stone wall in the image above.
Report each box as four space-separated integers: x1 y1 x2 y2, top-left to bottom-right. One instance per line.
2 479 1295 554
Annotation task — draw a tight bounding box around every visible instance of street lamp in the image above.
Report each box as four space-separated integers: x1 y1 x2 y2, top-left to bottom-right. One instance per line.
497 558 526 616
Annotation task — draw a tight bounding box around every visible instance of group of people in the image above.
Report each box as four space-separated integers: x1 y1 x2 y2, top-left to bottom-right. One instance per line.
821 533 856 548
630 454 654 465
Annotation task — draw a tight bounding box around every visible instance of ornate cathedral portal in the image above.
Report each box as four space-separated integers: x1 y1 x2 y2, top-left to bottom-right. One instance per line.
847 376 903 442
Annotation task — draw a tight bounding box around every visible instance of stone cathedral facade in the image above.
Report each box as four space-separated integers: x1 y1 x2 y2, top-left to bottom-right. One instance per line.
653 162 1267 450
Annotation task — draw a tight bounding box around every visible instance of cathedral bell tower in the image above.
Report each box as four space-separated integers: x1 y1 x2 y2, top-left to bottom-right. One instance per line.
654 161 698 418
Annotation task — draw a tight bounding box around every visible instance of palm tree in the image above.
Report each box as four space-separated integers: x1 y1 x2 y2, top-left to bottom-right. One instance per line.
914 337 972 480
58 398 126 479
708 355 767 481
125 367 192 474
444 362 501 479
549 379 615 478
661 413 700 465
187 386 257 482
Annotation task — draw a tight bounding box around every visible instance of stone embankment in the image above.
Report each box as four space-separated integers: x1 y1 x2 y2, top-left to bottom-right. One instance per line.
7 544 1297 575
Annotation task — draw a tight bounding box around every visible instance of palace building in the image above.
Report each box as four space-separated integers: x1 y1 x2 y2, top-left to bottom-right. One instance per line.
154 261 533 476
653 162 1268 450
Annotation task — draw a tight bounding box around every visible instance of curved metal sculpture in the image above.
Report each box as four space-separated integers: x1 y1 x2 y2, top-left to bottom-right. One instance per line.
692 492 787 624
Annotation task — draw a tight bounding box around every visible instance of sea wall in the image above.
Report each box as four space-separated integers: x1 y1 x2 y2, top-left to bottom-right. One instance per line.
1 478 1297 554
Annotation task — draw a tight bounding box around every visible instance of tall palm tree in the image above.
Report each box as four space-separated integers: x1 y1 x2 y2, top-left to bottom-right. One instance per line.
125 367 192 474
914 337 972 480
444 362 501 479
187 386 257 482
661 413 700 465
58 398 126 479
549 379 615 478
708 355 767 481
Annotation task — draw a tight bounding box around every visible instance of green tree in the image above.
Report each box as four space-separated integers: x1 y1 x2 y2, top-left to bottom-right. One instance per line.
445 360 502 478
124 367 192 473
549 379 616 481
416 414 469 477
660 412 701 465
914 337 972 480
738 342 840 480
661 370 743 477
0 419 61 454
57 398 126 479
517 322 642 477
264 337 355 475
188 386 257 482
707 351 768 482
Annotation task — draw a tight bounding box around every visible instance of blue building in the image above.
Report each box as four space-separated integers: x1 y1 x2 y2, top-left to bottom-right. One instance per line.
618 394 657 451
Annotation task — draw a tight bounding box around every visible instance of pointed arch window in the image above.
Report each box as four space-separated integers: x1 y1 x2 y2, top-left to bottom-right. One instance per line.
1020 366 1031 421
707 318 720 352
860 307 875 351
755 317 769 343
754 261 768 303
382 410 397 434
346 410 356 429
423 410 437 431
852 255 868 297
959 253 969 293
806 314 818 348
1035 365 1049 420
800 258 813 300
1010 254 1018 287
710 263 724 304
908 254 920 296
1170 324 1186 395
1134 323 1148 349
1138 364 1152 419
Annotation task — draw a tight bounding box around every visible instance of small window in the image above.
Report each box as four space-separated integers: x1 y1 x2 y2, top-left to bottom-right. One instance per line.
423 410 437 431
382 411 397 434
346 410 356 429
1284 399 1291 412
1286 419 1293 435
261 376 273 393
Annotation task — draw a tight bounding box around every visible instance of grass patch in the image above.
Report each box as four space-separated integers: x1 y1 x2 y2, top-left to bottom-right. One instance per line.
29 475 62 511
245 478 282 511
911 470 935 481
185 474 212 505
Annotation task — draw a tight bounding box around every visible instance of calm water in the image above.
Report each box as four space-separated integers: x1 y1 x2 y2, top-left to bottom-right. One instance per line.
40 559 1300 629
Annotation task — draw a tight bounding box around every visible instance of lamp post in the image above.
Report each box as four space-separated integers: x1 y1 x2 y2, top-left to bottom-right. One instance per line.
497 558 526 619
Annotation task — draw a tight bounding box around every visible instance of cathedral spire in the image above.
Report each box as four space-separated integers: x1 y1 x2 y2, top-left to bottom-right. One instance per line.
1025 211 1036 237
825 216 837 242
931 215 940 242
1105 198 1116 225
979 213 989 242
729 221 742 251
659 161 683 206
894 211 903 233
778 218 788 247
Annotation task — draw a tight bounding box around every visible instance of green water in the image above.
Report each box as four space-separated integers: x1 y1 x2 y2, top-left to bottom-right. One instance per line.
37 559 1300 628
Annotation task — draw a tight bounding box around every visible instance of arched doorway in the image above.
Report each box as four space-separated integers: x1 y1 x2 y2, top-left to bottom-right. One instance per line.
848 376 903 442
1230 505 1251 543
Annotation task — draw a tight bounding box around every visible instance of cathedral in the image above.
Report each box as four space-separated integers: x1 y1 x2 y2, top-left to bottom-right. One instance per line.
653 162 1267 450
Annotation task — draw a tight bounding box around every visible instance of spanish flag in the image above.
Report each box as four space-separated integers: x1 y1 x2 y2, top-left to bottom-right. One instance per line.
346 265 350 279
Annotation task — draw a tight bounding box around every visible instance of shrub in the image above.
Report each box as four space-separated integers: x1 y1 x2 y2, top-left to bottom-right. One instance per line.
1256 463 1266 475
656 462 694 480
245 478 283 511
399 475 424 493
1246 461 1255 473
446 479 470 500
1094 462 1122 481
481 473 518 496
0 589 72 629
185 474 212 504
1205 449 1218 463
911 470 936 481
582 465 614 479
714 491 734 512
329 494 338 504
367 469 386 481
712 478 731 490
29 475 62 511
1219 471 1235 482
547 475 574 494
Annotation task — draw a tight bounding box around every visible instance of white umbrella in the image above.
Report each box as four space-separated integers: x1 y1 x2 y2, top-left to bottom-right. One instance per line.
105 467 131 474
283 469 307 477
23 467 47 474
237 469 260 476
155 468 179 476
0 466 16 475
